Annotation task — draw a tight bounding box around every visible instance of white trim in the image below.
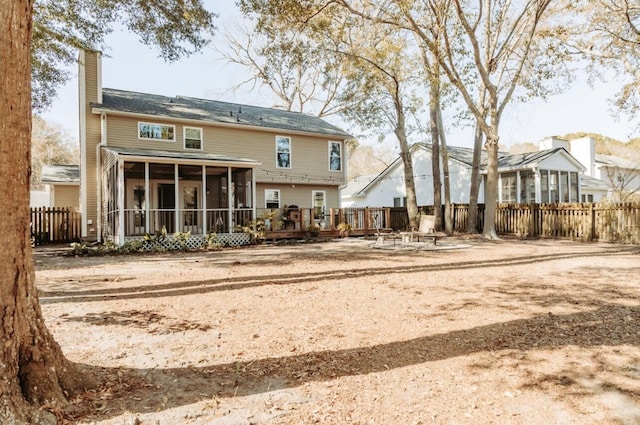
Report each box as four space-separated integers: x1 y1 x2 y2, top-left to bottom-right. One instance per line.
102 151 260 169
183 126 203 151
173 164 179 232
252 170 257 221
117 160 125 244
201 165 207 234
96 52 102 104
328 141 342 172
92 108 351 141
79 50 88 238
145 162 150 232
137 121 176 142
275 135 292 169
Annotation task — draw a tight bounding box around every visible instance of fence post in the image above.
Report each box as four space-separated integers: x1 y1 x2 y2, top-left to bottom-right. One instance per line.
589 203 595 242
529 203 536 237
364 207 370 235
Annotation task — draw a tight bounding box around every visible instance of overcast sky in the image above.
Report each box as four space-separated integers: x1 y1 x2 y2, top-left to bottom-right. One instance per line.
42 1 638 151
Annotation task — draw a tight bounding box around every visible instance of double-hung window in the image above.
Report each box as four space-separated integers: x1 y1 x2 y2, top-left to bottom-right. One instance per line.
184 127 203 150
328 141 342 171
265 189 280 209
276 136 291 168
138 122 175 141
501 173 517 203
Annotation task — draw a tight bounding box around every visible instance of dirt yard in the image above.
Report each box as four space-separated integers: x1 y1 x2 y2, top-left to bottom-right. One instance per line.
35 236 640 425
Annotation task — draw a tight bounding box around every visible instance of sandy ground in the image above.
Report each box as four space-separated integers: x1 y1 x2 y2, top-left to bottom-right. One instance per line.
34 236 640 425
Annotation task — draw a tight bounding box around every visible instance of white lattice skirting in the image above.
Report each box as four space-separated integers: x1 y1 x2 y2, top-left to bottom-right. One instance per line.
136 233 251 251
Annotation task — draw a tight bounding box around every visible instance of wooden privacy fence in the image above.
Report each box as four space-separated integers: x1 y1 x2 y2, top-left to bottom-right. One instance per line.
493 203 640 243
398 202 640 244
30 207 82 245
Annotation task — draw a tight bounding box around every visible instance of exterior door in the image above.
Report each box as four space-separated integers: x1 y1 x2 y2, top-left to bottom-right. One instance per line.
156 183 175 233
180 182 201 233
312 190 326 226
125 181 145 235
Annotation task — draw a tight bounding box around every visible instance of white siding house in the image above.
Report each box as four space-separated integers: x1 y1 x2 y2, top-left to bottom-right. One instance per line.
343 144 483 207
343 143 586 207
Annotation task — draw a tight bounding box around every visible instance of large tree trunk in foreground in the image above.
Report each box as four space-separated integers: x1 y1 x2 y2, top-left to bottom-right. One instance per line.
1 1 93 423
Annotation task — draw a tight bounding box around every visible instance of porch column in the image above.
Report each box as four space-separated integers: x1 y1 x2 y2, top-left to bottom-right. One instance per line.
145 162 150 233
516 171 521 204
534 169 542 203
577 173 582 203
227 167 233 233
558 171 564 202
117 159 125 243
202 165 207 235
498 174 503 203
174 164 180 233
252 169 257 221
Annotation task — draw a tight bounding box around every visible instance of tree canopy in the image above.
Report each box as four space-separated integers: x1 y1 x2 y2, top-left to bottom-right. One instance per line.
32 0 216 110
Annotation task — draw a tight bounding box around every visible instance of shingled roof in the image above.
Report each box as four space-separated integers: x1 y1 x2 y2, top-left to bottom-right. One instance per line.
350 143 585 196
92 88 352 138
41 165 80 183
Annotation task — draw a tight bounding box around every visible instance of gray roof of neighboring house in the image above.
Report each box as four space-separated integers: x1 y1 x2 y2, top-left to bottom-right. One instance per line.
41 164 80 183
433 144 583 170
93 88 352 138
596 154 640 170
349 143 585 196
580 174 611 192
497 147 583 169
101 146 261 165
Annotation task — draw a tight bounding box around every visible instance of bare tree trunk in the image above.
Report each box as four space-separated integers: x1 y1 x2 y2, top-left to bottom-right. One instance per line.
482 136 499 239
396 116 419 230
429 100 442 231
436 104 453 235
467 122 484 233
0 1 95 423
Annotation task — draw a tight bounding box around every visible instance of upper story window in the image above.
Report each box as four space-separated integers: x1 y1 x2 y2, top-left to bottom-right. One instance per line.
329 141 342 171
276 136 291 169
184 127 203 150
138 122 175 141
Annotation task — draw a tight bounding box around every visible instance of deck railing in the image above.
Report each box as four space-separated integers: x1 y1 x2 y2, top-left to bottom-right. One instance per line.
256 207 392 234
122 208 254 236
31 203 640 245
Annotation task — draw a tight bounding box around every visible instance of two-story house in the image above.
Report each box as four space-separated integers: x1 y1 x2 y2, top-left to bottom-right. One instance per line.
79 51 351 244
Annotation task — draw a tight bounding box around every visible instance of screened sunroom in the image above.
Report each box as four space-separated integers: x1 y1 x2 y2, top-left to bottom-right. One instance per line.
100 147 259 244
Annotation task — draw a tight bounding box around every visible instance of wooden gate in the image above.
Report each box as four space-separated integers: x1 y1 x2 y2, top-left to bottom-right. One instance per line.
30 207 82 245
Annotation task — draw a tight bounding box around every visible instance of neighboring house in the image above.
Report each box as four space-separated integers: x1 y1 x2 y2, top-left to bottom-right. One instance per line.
543 136 640 202
343 144 484 207
579 174 611 203
79 51 350 243
343 142 585 207
30 164 80 209
594 154 640 201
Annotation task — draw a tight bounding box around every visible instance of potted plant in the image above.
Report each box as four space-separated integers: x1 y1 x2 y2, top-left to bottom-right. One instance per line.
336 222 353 238
306 223 321 238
